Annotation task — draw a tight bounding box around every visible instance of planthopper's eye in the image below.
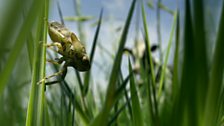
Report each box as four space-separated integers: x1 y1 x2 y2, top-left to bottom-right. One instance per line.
82 55 89 64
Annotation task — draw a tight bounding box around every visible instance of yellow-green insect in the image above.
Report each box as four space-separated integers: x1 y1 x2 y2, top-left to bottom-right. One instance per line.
38 21 90 85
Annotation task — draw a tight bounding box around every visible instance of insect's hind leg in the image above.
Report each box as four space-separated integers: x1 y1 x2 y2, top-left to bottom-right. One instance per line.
37 64 68 85
45 66 67 85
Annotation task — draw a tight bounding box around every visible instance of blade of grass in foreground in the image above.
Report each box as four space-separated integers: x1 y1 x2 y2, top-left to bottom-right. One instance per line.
141 3 156 91
0 0 44 94
129 58 143 126
25 9 45 126
141 4 159 125
158 11 177 97
37 0 49 125
192 1 208 122
172 12 179 101
26 0 46 125
90 0 136 125
204 1 224 125
174 1 196 125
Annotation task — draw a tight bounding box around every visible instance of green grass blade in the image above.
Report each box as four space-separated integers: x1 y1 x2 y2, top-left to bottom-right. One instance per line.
64 16 94 22
26 33 34 69
25 13 45 126
141 3 156 89
90 0 136 125
56 1 65 25
158 11 177 97
129 58 143 126
142 4 159 124
204 1 224 125
0 0 44 94
83 9 103 96
174 1 196 125
73 0 85 43
37 0 49 125
115 73 131 100
0 0 27 60
159 3 174 15
172 12 179 101
192 1 208 121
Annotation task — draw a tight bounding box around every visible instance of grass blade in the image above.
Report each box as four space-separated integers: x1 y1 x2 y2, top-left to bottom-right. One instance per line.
192 1 208 121
158 11 177 97
174 1 196 125
204 1 224 125
141 3 156 89
37 0 49 125
142 4 159 125
90 0 136 125
0 0 44 94
129 58 143 126
83 9 103 96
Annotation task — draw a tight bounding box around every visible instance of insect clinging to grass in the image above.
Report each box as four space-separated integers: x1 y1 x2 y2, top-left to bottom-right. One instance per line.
38 21 90 85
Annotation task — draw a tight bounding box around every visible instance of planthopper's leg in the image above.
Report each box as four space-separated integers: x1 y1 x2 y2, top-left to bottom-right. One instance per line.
45 43 68 56
37 64 68 85
47 57 65 65
45 65 68 85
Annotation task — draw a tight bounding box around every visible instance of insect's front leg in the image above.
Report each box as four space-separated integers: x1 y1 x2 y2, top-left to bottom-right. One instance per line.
45 42 63 51
47 57 65 65
45 43 69 56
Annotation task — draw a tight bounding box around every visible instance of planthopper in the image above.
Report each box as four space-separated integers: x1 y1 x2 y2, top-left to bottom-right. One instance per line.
38 21 90 85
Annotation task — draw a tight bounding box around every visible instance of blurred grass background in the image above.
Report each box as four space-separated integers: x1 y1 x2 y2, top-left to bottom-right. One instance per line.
0 0 223 126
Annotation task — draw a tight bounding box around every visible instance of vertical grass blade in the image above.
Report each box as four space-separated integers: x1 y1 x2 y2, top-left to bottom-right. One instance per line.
83 9 103 96
0 0 26 60
204 1 224 125
192 1 208 121
25 12 45 126
141 3 156 88
0 0 44 94
158 11 177 97
172 12 179 101
73 0 85 43
141 3 159 125
37 0 49 125
174 1 196 125
128 58 143 126
90 0 136 125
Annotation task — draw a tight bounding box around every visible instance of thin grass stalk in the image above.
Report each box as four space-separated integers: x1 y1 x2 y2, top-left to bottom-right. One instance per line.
141 4 159 125
37 0 49 125
25 11 44 126
141 2 156 88
57 1 64 25
128 58 143 126
83 9 103 96
156 0 162 63
158 11 177 97
90 0 136 125
141 59 155 125
73 0 85 43
118 71 133 120
172 10 179 102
